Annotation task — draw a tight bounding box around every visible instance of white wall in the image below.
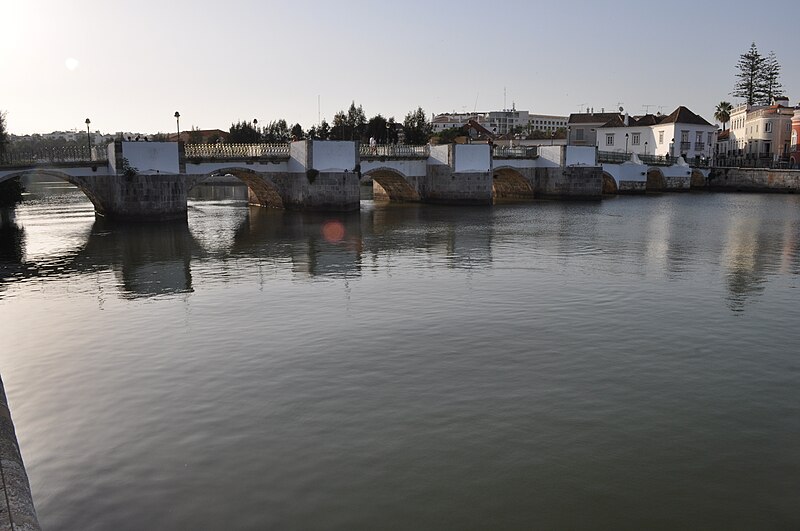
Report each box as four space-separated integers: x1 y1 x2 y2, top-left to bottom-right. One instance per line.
428 145 450 166
565 146 596 166
312 141 356 172
289 140 309 173
121 142 180 174
536 146 562 167
454 144 490 172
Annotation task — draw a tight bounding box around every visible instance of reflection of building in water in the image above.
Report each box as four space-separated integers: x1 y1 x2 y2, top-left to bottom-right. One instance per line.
721 198 800 311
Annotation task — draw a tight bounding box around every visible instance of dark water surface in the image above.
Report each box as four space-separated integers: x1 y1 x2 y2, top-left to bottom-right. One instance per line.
1 182 799 530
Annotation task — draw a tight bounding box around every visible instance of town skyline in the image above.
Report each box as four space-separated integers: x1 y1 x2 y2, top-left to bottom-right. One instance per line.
2 0 798 135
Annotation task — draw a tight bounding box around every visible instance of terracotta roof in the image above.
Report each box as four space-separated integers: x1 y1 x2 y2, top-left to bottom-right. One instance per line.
717 130 730 140
658 106 712 126
568 112 622 124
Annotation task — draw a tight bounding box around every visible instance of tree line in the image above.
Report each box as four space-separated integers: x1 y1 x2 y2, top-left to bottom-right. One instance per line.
226 103 432 145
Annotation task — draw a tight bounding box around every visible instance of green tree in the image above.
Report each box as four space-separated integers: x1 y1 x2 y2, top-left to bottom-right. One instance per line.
346 102 367 141
762 51 783 104
366 114 389 143
264 120 289 142
432 126 467 144
714 101 733 130
0 110 7 161
290 123 304 140
229 120 261 143
331 111 348 140
403 107 432 145
732 42 766 106
317 120 331 140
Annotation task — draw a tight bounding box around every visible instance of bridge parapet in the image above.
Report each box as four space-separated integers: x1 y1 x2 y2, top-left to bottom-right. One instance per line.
492 146 538 159
359 144 429 160
184 143 290 161
0 145 107 168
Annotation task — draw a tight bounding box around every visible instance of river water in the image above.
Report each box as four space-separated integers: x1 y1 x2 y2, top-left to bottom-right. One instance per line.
1 181 799 530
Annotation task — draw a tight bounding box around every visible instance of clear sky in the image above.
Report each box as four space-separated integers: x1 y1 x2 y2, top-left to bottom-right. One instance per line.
1 0 798 135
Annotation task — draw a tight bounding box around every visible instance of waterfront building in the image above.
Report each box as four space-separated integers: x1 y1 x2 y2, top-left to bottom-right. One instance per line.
570 107 716 161
719 97 794 164
791 107 800 166
567 111 623 147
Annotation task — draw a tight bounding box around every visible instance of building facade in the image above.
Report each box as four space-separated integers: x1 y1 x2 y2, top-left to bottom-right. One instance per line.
717 97 795 164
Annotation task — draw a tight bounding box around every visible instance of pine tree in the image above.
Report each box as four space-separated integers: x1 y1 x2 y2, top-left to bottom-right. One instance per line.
732 42 766 106
403 107 432 145
761 51 784 105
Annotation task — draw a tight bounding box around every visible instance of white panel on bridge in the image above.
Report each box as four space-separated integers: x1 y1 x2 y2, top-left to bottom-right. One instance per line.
454 144 490 173
565 146 596 166
428 145 450 166
312 141 356 172
537 146 563 168
121 142 180 174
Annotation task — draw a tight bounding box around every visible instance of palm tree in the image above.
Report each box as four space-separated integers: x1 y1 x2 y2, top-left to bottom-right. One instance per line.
714 101 733 131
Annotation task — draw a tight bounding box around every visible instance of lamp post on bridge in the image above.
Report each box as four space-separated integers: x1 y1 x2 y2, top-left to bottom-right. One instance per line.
174 111 181 142
625 132 629 158
253 118 258 142
644 141 648 156
85 118 92 159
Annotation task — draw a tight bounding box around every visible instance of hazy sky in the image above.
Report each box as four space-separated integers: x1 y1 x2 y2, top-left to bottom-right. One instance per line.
2 0 798 135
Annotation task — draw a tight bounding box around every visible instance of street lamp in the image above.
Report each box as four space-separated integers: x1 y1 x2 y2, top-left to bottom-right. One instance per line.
551 131 555 146
644 141 648 156
253 118 258 142
174 111 181 142
670 138 675 159
625 132 629 157
85 118 92 158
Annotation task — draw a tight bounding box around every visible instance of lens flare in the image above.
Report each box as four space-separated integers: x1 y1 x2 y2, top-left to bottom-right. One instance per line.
65 58 79 71
321 220 345 242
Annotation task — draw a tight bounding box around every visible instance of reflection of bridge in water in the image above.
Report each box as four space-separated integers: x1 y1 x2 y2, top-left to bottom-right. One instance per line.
0 202 494 299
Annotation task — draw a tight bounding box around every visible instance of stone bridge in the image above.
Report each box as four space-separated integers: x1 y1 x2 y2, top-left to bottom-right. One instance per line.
0 139 718 222
596 151 711 194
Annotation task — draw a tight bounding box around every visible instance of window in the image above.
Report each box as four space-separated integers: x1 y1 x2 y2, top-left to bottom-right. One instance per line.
576 128 584 141
606 133 614 146
659 131 664 144
632 133 640 145
765 122 772 133
696 132 703 144
708 132 713 145
681 131 689 143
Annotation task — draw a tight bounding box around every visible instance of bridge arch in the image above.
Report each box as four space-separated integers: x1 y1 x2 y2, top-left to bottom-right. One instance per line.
362 167 419 202
0 169 106 213
601 171 618 195
492 166 535 202
191 168 284 209
690 169 706 189
646 167 666 193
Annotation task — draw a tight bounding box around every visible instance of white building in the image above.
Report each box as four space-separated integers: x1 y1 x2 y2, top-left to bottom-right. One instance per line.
527 114 568 134
595 106 716 161
718 97 794 162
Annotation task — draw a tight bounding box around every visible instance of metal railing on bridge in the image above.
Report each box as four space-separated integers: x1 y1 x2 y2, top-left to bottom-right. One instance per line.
492 146 539 159
597 151 631 164
359 144 430 158
184 143 290 159
714 155 795 170
0 146 107 167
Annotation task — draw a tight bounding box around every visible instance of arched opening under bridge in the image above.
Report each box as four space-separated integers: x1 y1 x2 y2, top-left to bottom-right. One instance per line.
646 168 666 193
492 167 535 202
363 168 419 202
192 168 284 209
